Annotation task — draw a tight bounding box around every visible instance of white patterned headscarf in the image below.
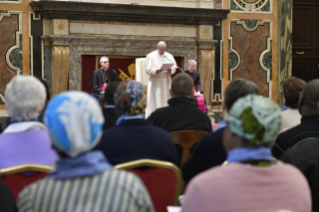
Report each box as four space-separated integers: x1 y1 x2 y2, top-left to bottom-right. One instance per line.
228 94 282 145
44 91 104 157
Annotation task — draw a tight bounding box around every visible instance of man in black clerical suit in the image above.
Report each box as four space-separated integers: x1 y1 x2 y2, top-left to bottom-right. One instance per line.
90 56 119 105
184 59 202 96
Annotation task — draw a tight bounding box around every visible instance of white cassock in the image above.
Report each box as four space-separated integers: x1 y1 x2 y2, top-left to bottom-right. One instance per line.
143 50 177 117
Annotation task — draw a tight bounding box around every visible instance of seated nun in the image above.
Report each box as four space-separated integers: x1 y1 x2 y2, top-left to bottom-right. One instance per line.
17 91 154 212
181 95 311 212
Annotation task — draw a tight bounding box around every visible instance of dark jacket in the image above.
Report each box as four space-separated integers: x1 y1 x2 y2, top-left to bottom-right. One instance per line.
181 128 227 183
272 115 319 159
90 68 119 94
147 97 212 132
185 70 202 92
98 119 178 166
0 182 17 212
102 107 118 130
281 138 319 211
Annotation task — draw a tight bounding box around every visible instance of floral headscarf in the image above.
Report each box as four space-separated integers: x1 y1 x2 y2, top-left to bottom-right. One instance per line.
228 94 282 145
44 91 104 157
114 80 146 115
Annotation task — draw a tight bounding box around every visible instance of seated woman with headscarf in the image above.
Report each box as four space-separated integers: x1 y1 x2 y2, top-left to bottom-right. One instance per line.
0 76 58 169
17 91 154 212
98 80 178 166
181 95 311 212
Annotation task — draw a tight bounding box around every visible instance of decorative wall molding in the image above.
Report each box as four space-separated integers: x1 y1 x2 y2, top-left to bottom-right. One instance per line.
2 11 22 75
31 1 229 25
230 0 272 13
229 19 273 98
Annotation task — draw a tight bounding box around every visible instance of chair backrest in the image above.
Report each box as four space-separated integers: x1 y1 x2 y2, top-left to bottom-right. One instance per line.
169 130 208 168
0 164 52 200
115 159 182 212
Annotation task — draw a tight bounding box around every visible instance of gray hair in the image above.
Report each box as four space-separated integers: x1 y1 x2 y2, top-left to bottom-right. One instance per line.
157 41 166 46
5 76 46 121
100 56 109 64
187 60 197 66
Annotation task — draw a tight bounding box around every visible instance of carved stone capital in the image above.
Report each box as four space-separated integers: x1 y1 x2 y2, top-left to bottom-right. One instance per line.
197 40 218 50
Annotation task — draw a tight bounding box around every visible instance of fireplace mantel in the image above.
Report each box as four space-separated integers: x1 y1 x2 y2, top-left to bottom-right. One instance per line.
31 1 229 25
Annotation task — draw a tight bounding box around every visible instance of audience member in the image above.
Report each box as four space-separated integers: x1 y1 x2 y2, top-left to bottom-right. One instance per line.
182 78 259 183
182 95 311 212
98 80 178 166
147 73 211 132
272 79 319 159
281 137 319 211
17 91 154 212
37 78 51 123
102 81 120 130
0 182 17 212
0 76 58 169
280 77 305 133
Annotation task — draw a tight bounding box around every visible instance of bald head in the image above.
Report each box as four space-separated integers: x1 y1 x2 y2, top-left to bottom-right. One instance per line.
299 79 319 116
171 73 194 98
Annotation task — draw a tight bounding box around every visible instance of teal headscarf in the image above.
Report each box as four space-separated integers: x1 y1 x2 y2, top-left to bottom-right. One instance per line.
228 94 282 145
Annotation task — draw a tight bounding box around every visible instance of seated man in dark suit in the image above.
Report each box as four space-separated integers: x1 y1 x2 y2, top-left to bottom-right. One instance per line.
147 73 212 132
98 80 178 166
281 137 319 211
182 78 259 183
102 82 120 130
272 79 319 159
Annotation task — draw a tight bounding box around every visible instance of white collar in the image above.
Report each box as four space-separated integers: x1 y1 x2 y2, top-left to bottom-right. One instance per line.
3 122 47 134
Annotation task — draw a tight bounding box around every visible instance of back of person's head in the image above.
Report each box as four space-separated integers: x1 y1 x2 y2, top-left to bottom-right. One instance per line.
5 75 46 122
283 77 306 109
44 91 104 158
38 78 50 104
104 82 120 105
299 79 319 115
224 78 259 111
171 73 193 97
114 80 146 115
224 95 281 151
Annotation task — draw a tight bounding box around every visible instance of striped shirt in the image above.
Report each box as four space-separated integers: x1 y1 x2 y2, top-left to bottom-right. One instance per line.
17 170 154 212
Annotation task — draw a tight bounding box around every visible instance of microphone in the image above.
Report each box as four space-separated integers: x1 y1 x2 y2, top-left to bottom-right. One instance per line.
163 54 185 73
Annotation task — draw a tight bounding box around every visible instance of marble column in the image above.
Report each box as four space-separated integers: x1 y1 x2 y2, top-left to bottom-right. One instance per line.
197 25 217 105
51 46 70 96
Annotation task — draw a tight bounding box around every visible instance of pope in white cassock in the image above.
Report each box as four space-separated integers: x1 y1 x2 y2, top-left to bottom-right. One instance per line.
143 41 177 117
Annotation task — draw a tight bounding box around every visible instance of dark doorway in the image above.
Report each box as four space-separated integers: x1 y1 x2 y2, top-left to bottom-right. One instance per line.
292 0 319 81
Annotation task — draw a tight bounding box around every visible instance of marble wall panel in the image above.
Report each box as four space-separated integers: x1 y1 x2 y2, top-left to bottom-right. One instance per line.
230 22 271 97
212 24 222 101
277 0 292 105
230 0 272 13
30 13 43 78
214 0 223 9
0 12 19 102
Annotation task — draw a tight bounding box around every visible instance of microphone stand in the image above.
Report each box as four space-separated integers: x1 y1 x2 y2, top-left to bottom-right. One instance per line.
163 54 185 73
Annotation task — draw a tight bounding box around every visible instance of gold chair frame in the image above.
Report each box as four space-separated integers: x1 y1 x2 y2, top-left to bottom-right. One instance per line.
115 159 182 206
0 164 52 177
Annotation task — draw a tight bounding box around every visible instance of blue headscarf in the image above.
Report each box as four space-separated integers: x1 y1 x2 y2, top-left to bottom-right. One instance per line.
44 91 104 157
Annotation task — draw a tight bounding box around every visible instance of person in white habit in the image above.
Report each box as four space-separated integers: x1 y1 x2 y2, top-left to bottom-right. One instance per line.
143 41 177 117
